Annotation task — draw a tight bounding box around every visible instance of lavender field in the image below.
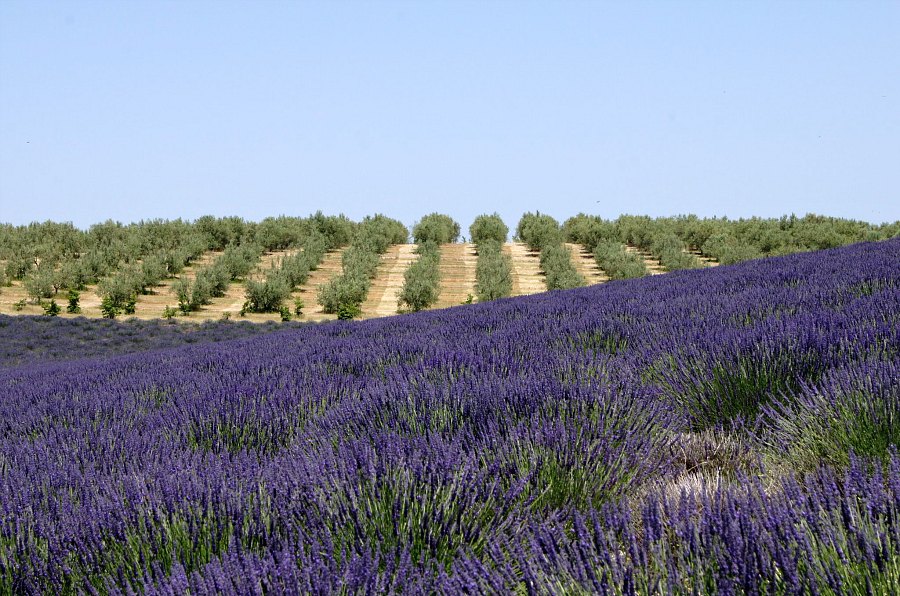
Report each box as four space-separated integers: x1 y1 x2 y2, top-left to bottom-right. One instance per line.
2 239 899 594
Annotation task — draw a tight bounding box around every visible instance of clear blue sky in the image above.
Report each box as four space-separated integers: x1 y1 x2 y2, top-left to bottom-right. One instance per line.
1 0 898 231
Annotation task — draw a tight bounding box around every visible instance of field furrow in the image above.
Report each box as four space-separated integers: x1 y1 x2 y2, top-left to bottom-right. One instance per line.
360 244 419 318
505 242 546 295
292 248 345 322
433 243 477 308
565 242 608 285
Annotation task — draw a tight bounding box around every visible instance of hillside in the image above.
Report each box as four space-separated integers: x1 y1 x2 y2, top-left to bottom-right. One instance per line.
3 212 896 324
2 239 899 591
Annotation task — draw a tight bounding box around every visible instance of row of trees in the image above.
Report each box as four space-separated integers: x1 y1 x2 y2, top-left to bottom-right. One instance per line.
172 243 263 314
564 213 899 268
244 233 330 314
318 215 409 319
471 214 513 302
516 213 586 290
592 241 648 280
397 214 459 312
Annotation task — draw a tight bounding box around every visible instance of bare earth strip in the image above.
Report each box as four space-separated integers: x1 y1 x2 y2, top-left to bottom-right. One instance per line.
565 243 608 285
360 244 418 319
505 242 546 296
624 245 666 275
291 248 345 323
433 243 477 308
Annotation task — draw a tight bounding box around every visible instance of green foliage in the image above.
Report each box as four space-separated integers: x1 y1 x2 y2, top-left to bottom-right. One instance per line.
319 273 369 314
123 295 137 315
279 305 292 321
469 213 509 246
765 388 900 473
398 242 441 312
294 299 304 316
244 277 291 313
66 290 81 314
562 214 617 248
55 260 89 291
42 299 61 316
5 255 33 280
337 302 361 320
593 241 648 279
275 232 327 288
195 215 252 250
517 213 584 290
651 232 703 270
701 233 764 265
353 214 409 253
540 244 586 290
412 213 460 244
23 264 59 301
318 215 407 315
515 212 563 251
310 211 356 248
162 305 178 319
171 277 193 314
12 299 26 311
100 296 120 319
474 240 512 302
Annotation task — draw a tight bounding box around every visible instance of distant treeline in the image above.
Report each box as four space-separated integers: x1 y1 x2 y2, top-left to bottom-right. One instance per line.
2 212 897 317
564 213 900 268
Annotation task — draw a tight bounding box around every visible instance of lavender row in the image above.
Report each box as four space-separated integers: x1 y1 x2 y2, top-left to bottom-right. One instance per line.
1 239 898 592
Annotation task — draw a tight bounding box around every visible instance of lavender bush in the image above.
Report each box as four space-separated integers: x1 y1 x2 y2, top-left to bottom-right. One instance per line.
1 239 898 593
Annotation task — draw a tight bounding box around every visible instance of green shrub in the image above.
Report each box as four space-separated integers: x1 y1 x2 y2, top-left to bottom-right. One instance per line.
123 295 137 315
319 274 370 314
57 260 89 291
593 241 648 279
244 277 290 313
318 217 406 314
540 244 585 290
469 213 509 247
398 242 441 312
5 255 33 280
474 240 513 302
162 305 178 319
24 265 58 301
515 213 562 251
562 214 616 249
650 232 702 271
171 277 193 314
310 211 356 248
42 299 61 316
66 290 81 313
100 296 120 319
412 213 460 244
99 271 142 310
279 305 292 321
337 302 361 320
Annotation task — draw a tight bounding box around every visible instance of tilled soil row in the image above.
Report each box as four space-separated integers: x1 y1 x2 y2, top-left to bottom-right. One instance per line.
564 243 608 285
433 243 478 308
292 248 346 323
504 242 546 295
360 245 420 319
